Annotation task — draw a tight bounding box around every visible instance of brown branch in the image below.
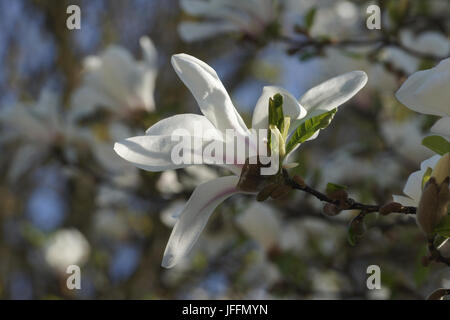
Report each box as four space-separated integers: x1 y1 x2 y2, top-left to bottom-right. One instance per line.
283 170 417 215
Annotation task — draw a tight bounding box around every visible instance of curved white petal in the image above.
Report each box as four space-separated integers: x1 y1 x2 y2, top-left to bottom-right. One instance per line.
139 36 158 68
171 54 249 136
299 71 368 119
392 195 418 207
396 58 450 117
115 114 241 175
162 176 243 268
114 134 241 174
251 86 307 130
431 117 450 140
402 170 423 203
420 154 441 171
145 113 221 138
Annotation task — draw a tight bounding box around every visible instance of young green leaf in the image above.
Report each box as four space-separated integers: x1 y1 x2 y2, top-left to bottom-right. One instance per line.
421 167 433 189
326 182 348 195
285 109 337 155
422 135 450 155
304 7 317 30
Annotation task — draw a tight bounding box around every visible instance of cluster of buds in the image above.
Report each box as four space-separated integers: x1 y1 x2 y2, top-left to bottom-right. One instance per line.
323 187 350 217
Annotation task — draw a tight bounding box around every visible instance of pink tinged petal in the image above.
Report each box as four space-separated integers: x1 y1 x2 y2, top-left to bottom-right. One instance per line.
431 117 450 140
251 86 307 130
396 58 450 117
171 54 249 136
299 71 368 120
162 176 245 268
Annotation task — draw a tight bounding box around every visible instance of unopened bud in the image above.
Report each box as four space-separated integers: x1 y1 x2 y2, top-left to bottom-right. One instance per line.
379 202 403 216
417 177 450 237
431 153 450 185
292 175 306 188
348 215 366 245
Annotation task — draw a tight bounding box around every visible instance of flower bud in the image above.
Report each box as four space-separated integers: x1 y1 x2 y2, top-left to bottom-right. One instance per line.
292 175 306 188
379 202 403 216
431 153 450 185
416 177 450 237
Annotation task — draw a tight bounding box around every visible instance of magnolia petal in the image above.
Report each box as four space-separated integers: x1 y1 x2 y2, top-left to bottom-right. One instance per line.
396 58 450 117
251 86 307 130
299 71 368 120
392 195 418 207
114 130 241 175
162 176 243 268
145 113 222 138
403 170 423 203
171 54 249 136
431 117 450 140
420 154 441 171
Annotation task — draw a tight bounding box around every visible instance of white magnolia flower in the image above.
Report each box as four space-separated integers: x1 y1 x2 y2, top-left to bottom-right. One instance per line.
396 57 450 140
44 228 90 274
393 155 442 206
70 37 158 120
114 53 367 267
0 90 86 181
178 0 278 42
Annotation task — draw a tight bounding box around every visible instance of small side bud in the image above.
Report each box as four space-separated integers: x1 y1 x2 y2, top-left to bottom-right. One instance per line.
348 215 366 246
292 175 306 188
379 202 403 216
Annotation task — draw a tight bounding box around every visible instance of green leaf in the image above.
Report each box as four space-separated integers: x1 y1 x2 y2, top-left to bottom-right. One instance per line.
326 182 348 195
347 225 356 246
434 215 450 239
304 7 317 30
286 109 337 155
422 135 450 155
421 167 432 189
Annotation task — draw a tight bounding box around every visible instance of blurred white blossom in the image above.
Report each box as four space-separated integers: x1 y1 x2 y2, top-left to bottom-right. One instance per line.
44 228 90 274
0 90 87 181
70 36 158 120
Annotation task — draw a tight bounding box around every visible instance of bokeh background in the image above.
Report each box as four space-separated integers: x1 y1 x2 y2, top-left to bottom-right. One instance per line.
0 0 449 299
